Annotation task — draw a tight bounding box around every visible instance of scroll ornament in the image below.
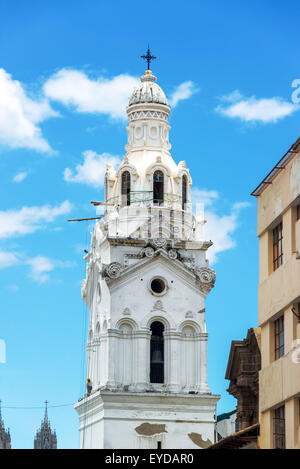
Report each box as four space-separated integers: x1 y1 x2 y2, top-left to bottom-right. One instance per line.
104 262 123 279
196 267 216 293
143 247 155 258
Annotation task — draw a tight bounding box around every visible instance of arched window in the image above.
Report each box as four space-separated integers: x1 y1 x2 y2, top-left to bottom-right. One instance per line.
150 321 164 383
121 171 131 206
153 170 164 206
182 175 187 210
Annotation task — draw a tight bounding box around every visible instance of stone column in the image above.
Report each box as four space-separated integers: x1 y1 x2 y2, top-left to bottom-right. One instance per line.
106 329 120 389
164 331 181 393
199 332 210 393
285 397 299 449
93 337 101 388
134 329 151 392
86 341 93 382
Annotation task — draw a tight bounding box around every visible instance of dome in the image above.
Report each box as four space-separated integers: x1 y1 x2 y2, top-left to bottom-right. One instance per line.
128 70 168 107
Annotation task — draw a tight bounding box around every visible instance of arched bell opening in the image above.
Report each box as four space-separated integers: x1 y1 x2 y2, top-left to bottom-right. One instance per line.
150 321 164 383
153 170 164 206
182 174 187 210
121 171 131 206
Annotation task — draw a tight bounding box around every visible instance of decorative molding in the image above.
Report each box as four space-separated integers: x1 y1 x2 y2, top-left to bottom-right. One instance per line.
124 253 141 268
185 311 193 318
127 110 169 122
151 300 165 312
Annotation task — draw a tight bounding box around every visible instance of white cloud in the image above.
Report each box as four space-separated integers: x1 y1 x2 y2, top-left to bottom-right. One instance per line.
26 256 54 283
0 68 57 153
26 256 74 283
64 150 120 188
43 69 139 120
168 81 198 108
44 68 198 118
0 251 19 269
192 188 250 264
13 171 28 183
218 90 243 103
0 201 72 239
204 203 250 264
204 211 238 264
216 89 298 123
191 188 219 208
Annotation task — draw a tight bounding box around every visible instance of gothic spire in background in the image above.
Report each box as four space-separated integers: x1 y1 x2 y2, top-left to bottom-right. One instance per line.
0 400 11 449
34 401 57 449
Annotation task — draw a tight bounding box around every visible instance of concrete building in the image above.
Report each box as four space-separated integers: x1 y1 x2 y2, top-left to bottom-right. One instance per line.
74 64 220 449
225 328 261 432
211 328 261 450
251 137 300 449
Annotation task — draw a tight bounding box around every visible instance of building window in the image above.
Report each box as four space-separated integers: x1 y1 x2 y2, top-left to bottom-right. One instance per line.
121 171 131 206
273 222 283 271
274 316 284 360
297 204 300 221
150 321 164 383
182 175 187 210
292 303 300 323
153 170 164 205
157 441 162 449
273 406 285 449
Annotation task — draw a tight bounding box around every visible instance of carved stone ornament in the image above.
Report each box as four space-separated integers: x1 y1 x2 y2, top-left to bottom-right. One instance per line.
152 238 167 249
196 267 216 293
197 267 216 285
104 262 123 279
181 257 195 269
123 307 131 315
143 247 155 258
168 249 177 259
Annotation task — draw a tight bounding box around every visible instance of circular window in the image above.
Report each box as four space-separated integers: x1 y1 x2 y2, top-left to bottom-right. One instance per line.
150 277 167 295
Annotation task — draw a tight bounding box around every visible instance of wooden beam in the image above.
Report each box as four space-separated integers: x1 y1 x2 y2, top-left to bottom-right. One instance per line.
67 216 103 222
91 201 114 206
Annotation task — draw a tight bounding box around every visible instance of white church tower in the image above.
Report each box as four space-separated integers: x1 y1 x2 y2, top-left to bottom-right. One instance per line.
75 56 220 449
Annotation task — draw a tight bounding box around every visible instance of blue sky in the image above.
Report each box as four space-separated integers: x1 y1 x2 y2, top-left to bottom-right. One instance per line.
0 0 299 449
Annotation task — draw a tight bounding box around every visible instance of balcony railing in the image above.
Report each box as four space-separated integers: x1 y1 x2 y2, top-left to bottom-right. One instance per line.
106 191 192 212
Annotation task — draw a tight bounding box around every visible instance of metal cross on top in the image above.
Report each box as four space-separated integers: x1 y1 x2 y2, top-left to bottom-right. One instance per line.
141 47 157 70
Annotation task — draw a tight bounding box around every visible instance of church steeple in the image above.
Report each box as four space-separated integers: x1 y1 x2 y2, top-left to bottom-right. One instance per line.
0 401 11 449
34 401 57 449
75 53 219 449
125 68 171 153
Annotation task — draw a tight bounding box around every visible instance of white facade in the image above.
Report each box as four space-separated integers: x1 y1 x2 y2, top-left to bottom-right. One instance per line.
75 69 220 449
216 411 237 440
